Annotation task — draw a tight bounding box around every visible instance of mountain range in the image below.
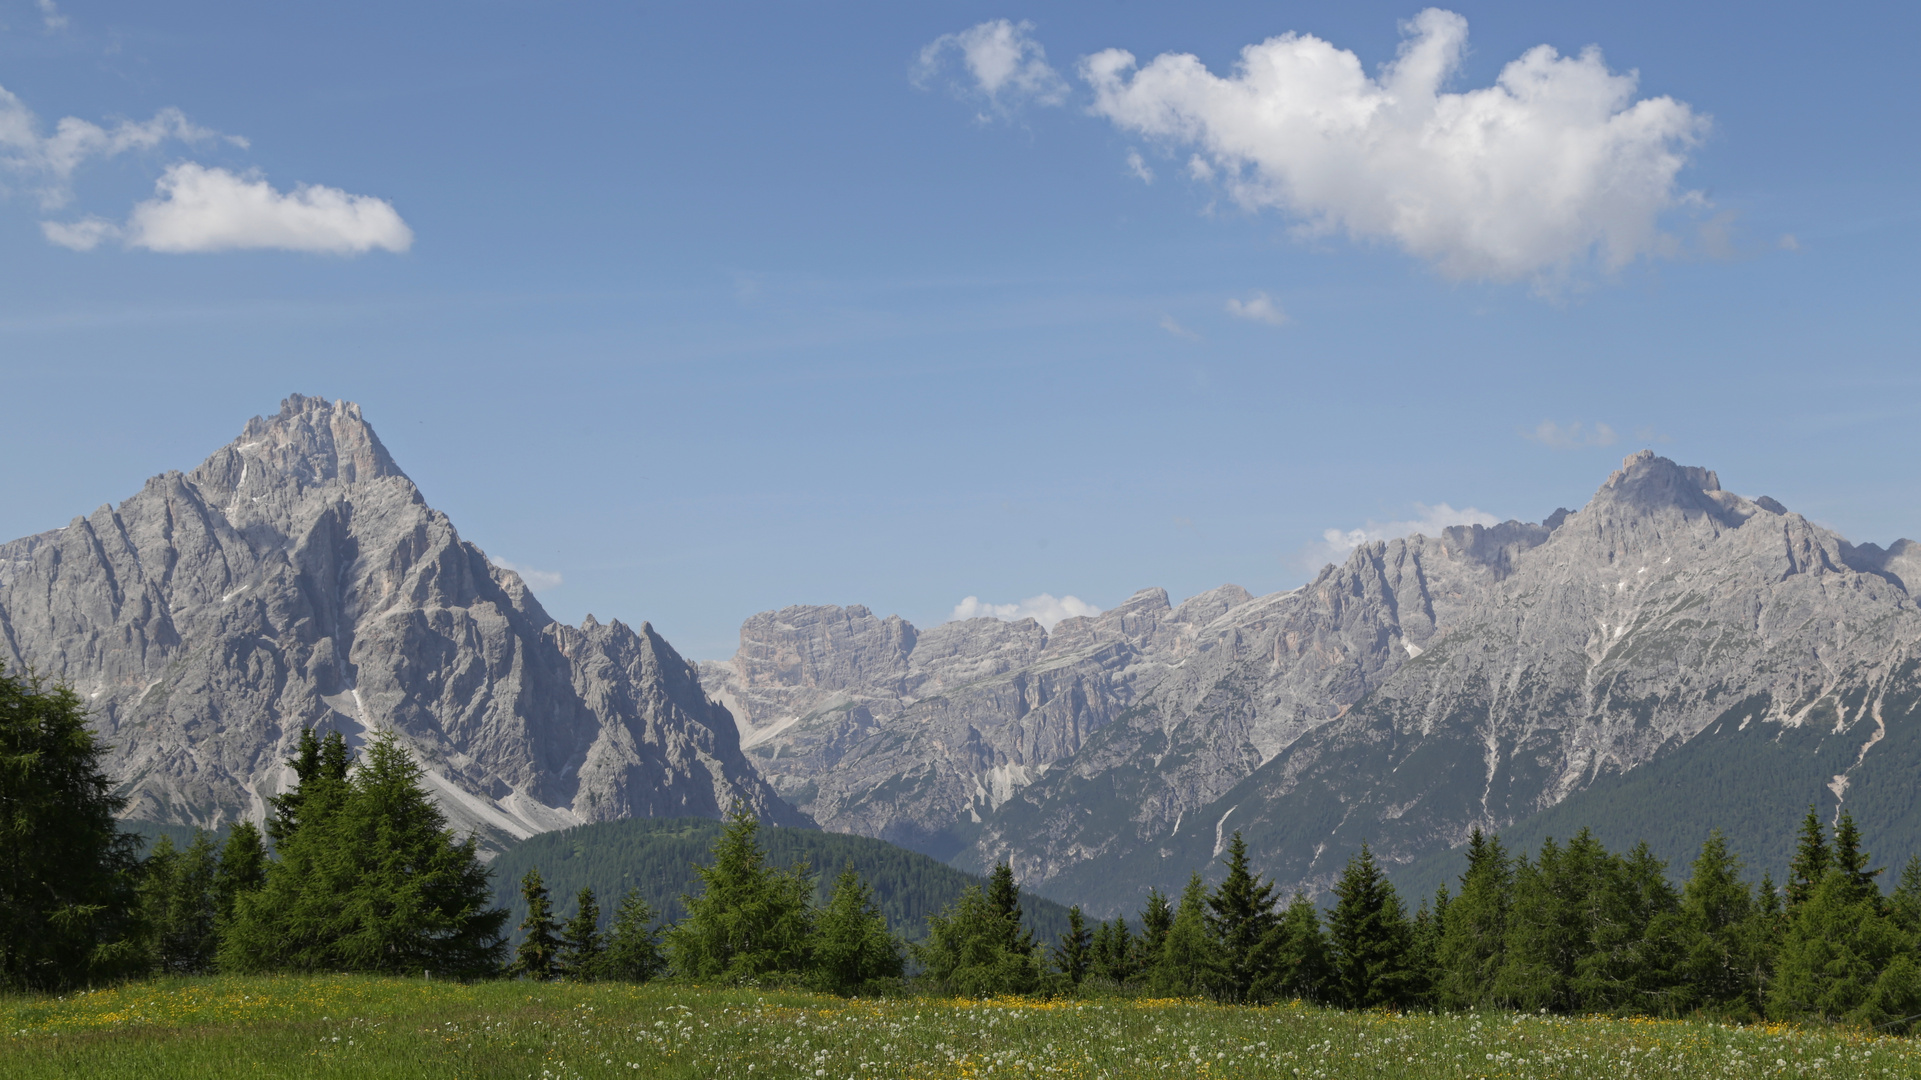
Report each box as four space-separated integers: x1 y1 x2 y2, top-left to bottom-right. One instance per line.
703 453 1921 915
9 396 1919 920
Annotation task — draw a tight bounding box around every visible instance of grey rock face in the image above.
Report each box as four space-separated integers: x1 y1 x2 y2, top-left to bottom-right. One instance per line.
0 395 804 847
715 451 1921 917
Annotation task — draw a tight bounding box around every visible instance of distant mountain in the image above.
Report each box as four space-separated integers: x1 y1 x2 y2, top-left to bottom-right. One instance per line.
0 395 805 849
710 452 1921 916
488 817 1074 945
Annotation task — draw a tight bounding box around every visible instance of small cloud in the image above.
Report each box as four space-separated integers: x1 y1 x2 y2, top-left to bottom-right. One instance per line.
951 593 1100 631
1159 314 1201 340
1303 502 1500 570
1187 155 1214 182
915 19 1067 117
1632 425 1672 444
496 560 563 592
1126 149 1154 184
0 85 226 209
45 163 414 254
1779 234 1800 252
1225 291 1288 326
37 0 67 31
1522 420 1619 449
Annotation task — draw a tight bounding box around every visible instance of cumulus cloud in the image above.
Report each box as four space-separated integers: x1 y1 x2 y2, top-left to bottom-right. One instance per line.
1305 502 1500 569
37 0 68 31
0 84 229 208
45 164 413 254
951 593 1101 631
1225 291 1287 325
915 19 1068 116
495 560 564 592
1522 420 1618 448
1081 9 1708 284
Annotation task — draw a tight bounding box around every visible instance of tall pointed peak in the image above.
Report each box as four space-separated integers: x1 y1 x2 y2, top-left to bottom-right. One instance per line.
195 394 407 494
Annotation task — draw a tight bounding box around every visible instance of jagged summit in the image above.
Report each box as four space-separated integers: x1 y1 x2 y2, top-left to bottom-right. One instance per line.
0 395 802 847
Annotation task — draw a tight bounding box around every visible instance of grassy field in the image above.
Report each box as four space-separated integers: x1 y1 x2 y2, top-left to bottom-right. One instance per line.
6 976 1920 1079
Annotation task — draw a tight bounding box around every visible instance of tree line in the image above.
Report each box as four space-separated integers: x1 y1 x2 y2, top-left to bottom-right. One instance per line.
9 659 1921 1031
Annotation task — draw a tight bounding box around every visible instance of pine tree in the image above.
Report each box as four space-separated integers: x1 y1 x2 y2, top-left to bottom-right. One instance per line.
1831 811 1882 899
511 868 562 980
318 733 507 975
557 887 605 982
1787 807 1832 909
1436 828 1510 1009
1326 842 1414 1009
1052 906 1092 986
1770 868 1911 1025
665 802 815 982
1889 857 1921 937
138 830 219 975
1149 873 1220 998
222 728 358 972
0 665 144 990
1249 891 1330 1003
601 888 667 983
1205 831 1280 1003
1137 888 1174 968
212 822 267 930
1676 830 1760 1018
917 880 1043 997
1403 888 1447 1008
267 729 351 847
809 865 904 995
1090 918 1138 986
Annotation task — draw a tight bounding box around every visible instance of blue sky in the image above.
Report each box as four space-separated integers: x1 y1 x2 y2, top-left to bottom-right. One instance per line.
2 1 1917 658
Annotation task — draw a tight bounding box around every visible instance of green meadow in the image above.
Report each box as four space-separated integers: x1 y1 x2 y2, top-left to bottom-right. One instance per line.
7 975 1920 1080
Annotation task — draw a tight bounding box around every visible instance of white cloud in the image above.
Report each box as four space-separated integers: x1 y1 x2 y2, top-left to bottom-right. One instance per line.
0 84 228 208
951 593 1100 631
1306 501 1501 569
495 560 564 592
1158 314 1201 340
1225 291 1287 325
1522 419 1618 449
46 164 414 254
915 19 1068 115
1081 9 1708 285
37 0 68 31
1126 149 1154 184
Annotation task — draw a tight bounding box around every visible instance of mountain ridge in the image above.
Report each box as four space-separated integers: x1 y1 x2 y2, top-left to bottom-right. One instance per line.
0 395 805 847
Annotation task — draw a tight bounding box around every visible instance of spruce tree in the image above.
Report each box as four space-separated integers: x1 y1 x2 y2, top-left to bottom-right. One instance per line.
665 802 815 982
212 821 267 930
1402 889 1446 1008
1436 828 1510 1009
557 887 605 982
1137 888 1174 968
601 888 667 983
1325 842 1414 1009
1149 873 1220 998
1090 918 1138 986
1770 867 1913 1026
1052 906 1092 986
1676 830 1760 1017
917 880 1043 997
809 865 904 995
1889 857 1921 937
1205 831 1280 1003
138 830 219 975
511 868 562 980
226 730 506 976
0 665 144 990
1831 811 1882 898
1787 807 1832 909
1249 891 1330 1003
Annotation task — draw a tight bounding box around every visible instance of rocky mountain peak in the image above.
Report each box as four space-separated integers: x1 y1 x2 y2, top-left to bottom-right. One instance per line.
199 394 405 495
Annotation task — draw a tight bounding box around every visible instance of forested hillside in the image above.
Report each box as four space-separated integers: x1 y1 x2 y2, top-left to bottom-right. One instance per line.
489 817 1074 944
